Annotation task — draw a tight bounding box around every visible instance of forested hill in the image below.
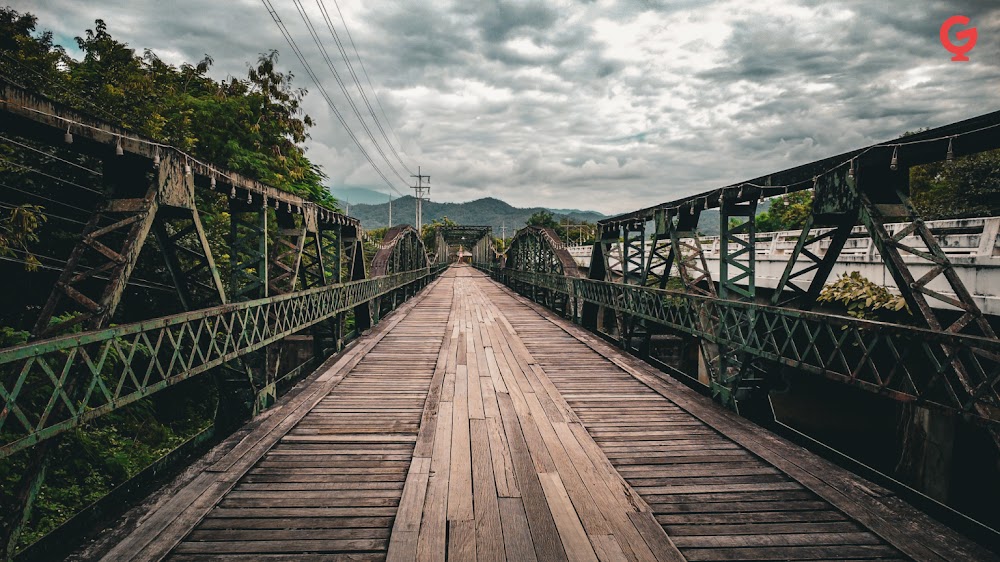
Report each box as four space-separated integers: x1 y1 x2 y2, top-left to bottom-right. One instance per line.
349 196 605 231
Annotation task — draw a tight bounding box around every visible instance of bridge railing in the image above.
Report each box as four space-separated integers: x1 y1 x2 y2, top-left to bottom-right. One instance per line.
0 265 445 461
481 265 1000 428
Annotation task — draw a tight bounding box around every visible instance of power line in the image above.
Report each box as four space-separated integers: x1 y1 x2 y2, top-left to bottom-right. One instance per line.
0 156 103 194
0 201 87 226
0 181 96 214
261 0 406 196
329 0 408 166
288 0 410 189
1 250 176 293
0 135 102 176
315 0 414 175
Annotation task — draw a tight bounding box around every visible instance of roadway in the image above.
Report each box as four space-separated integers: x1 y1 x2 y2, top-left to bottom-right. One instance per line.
82 266 995 561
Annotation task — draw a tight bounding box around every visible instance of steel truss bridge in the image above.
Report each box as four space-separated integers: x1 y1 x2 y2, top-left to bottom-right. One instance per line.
1 79 1000 561
432 225 495 264
492 109 1000 433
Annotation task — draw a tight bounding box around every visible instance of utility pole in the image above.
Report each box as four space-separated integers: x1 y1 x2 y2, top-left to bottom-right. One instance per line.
501 220 506 246
388 193 392 227
410 166 430 231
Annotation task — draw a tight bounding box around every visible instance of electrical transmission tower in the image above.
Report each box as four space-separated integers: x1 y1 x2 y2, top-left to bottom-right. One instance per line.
410 166 430 231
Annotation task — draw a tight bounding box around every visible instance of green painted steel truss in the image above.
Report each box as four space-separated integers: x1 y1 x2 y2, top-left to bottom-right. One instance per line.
0 266 444 460
485 267 1000 428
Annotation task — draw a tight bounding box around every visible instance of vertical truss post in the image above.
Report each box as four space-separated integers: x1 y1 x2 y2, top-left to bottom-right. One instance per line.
301 214 331 360
346 226 372 332
642 208 676 289
324 223 345 351
714 194 767 414
229 204 268 300
153 183 228 311
667 205 723 389
771 171 858 309
856 157 1000 446
268 211 308 295
618 220 646 349
222 198 269 423
3 153 162 558
669 206 716 297
581 225 616 330
622 221 645 284
262 208 308 410
718 195 757 300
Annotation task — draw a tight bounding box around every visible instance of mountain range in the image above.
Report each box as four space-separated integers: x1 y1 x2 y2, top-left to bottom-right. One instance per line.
343 194 606 233
329 187 760 237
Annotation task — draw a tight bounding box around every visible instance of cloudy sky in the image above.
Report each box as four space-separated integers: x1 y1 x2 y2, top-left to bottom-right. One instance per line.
11 0 1000 214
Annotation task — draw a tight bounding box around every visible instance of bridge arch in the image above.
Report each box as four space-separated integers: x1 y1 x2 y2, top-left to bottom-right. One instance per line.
504 226 581 276
372 225 431 276
371 225 432 320
432 225 494 265
500 226 581 315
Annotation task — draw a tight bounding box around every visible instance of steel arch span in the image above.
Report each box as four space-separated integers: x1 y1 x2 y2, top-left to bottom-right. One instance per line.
432 225 494 265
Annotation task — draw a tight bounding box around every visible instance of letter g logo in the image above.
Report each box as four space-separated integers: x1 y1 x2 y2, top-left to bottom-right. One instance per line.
940 15 977 61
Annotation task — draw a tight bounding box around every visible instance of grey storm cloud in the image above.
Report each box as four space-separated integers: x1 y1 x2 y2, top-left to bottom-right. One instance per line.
7 0 1000 215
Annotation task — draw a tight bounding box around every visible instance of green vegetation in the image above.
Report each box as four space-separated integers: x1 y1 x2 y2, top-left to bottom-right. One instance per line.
350 195 603 238
818 271 908 321
0 7 339 551
911 150 1000 219
0 204 46 270
422 216 457 250
0 9 331 205
753 191 812 232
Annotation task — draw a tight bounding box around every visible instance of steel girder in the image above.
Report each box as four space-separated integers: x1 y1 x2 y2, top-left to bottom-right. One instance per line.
486 268 1000 427
0 266 445 461
370 225 431 320
432 225 493 265
372 225 430 276
503 226 581 317
0 79 367 555
496 110 1000 436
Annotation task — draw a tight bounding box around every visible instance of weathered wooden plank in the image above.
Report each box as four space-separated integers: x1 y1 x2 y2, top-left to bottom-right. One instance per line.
496 392 568 562
385 457 430 561
471 419 505 562
447 520 477 562
538 472 599 562
417 400 453 560
498 498 537 562
448 364 474 521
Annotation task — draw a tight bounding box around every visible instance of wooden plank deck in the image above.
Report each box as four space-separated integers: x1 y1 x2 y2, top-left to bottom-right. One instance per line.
98 265 996 561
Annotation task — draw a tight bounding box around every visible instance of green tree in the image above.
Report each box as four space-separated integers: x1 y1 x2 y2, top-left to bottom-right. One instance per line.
526 210 559 229
0 8 335 550
422 216 457 250
0 10 334 206
818 271 908 321
910 150 1000 220
0 204 46 271
747 190 813 232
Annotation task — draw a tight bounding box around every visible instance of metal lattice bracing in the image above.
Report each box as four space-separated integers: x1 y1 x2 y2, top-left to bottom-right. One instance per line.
0 77 437 553
371 225 431 321
432 225 493 265
372 225 431 276
490 107 1000 436
501 226 580 317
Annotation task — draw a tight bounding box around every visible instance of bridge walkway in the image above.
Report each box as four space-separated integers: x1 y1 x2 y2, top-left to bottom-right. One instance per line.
95 266 994 561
